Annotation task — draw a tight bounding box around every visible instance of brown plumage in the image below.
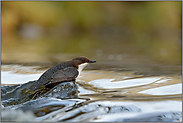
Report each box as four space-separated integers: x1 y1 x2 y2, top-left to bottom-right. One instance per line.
28 56 96 91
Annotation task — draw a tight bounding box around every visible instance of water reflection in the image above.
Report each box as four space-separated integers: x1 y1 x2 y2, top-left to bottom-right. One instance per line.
88 77 162 89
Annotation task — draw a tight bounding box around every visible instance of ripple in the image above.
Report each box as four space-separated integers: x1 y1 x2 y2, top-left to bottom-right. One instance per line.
89 77 161 89
138 83 182 95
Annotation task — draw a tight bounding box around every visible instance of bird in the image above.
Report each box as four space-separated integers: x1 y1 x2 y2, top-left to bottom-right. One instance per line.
28 56 96 91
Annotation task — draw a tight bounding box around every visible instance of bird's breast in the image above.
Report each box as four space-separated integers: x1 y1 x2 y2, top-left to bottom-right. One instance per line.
77 63 88 75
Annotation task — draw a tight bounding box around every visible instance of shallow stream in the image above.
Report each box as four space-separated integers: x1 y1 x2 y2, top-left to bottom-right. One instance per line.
1 64 182 122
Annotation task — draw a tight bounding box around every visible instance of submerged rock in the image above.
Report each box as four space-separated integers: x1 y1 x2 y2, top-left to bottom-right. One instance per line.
3 97 86 117
117 112 182 122
43 102 142 122
1 84 20 95
1 80 79 107
1 80 82 122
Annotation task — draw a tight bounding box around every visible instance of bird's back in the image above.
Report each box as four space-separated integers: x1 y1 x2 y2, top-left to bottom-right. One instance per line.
29 62 70 91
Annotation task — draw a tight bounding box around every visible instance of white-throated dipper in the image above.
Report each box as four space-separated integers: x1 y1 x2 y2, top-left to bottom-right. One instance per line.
28 56 96 91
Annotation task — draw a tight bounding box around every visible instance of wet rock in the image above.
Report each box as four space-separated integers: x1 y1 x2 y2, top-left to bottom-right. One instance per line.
92 111 182 122
1 80 35 101
1 84 20 95
42 81 79 99
107 105 141 113
1 81 36 106
3 97 86 117
1 80 79 107
44 102 141 122
121 112 182 122
45 103 107 122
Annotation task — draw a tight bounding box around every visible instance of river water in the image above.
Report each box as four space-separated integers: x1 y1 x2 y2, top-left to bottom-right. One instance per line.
1 64 182 122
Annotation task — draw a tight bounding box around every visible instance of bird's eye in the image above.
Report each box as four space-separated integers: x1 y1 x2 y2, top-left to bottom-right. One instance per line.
82 59 84 62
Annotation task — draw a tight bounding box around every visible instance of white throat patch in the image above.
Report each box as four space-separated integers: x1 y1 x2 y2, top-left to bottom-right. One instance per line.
78 63 88 75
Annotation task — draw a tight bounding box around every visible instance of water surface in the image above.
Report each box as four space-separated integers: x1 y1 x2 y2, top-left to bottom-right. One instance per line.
1 64 182 122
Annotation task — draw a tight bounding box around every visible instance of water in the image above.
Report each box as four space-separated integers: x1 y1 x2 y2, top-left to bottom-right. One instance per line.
1 64 182 122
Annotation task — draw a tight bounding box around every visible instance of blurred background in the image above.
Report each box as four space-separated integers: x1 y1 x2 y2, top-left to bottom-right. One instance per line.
1 1 182 75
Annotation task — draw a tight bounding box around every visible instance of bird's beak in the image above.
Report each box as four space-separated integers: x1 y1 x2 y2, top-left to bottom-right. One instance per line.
89 60 96 63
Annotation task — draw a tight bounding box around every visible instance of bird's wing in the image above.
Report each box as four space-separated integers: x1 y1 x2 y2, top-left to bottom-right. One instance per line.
47 67 79 85
29 67 78 91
